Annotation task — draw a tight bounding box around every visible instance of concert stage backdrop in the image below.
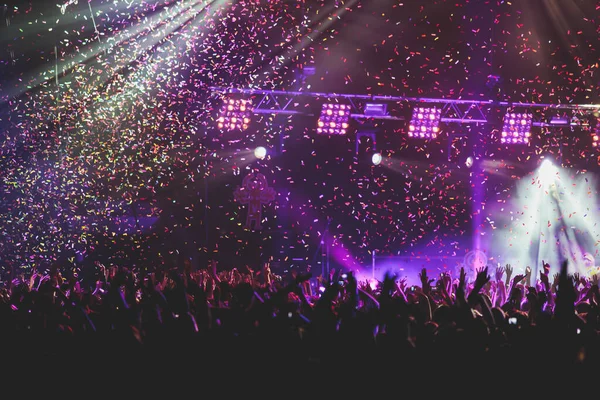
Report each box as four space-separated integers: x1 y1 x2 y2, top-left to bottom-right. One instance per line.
1 0 600 283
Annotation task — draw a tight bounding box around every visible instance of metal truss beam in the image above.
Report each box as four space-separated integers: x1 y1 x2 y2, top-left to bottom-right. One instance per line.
211 86 600 125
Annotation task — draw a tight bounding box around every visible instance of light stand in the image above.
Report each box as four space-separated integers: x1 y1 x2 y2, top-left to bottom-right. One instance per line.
312 217 332 280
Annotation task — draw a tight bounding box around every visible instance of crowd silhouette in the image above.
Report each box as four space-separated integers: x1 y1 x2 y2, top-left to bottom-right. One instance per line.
1 256 597 393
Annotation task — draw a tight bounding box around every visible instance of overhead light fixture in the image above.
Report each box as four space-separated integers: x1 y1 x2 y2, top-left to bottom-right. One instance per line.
317 103 350 135
254 146 267 159
217 98 252 131
364 103 388 117
371 152 383 166
592 117 600 148
549 115 569 125
500 112 532 144
408 107 442 139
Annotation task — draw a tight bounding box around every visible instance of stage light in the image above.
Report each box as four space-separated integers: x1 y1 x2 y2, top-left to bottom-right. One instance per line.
372 152 382 166
407 107 442 139
369 279 378 291
465 156 474 168
549 115 569 125
254 146 267 160
364 103 388 117
500 112 532 144
317 103 350 135
539 159 557 187
540 159 553 169
592 118 600 147
217 98 252 131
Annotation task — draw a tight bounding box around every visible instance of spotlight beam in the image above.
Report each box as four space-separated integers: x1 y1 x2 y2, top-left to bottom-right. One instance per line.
554 175 599 274
2 0 224 104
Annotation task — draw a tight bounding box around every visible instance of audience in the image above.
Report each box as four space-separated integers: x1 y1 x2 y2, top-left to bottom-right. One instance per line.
0 256 596 392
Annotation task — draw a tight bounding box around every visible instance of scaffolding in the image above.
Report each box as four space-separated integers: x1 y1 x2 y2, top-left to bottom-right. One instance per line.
210 86 600 126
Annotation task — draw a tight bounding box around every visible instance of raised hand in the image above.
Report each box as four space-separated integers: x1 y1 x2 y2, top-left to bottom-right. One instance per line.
473 266 490 292
541 260 550 275
505 264 513 287
592 274 599 287
438 275 453 304
211 260 218 276
553 273 560 285
525 266 532 286
440 272 452 294
398 277 407 292
573 272 581 286
512 274 525 288
28 271 38 289
359 280 370 292
495 266 505 282
459 267 467 291
419 268 434 294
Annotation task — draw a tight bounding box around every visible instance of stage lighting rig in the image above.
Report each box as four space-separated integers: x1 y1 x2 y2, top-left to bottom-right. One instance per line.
408 107 442 139
592 118 600 148
549 114 569 126
500 112 532 144
217 98 252 131
317 103 350 135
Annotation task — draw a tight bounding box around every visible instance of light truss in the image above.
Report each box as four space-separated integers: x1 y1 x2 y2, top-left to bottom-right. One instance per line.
211 86 600 125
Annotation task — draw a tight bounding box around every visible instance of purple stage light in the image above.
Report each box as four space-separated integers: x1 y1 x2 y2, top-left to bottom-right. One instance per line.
317 103 350 135
500 112 532 144
592 118 600 148
217 98 252 131
407 107 441 139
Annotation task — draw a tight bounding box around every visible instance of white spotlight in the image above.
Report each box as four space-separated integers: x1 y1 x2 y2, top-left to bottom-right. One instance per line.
465 156 474 168
254 146 267 160
539 159 557 187
372 152 382 166
540 159 553 169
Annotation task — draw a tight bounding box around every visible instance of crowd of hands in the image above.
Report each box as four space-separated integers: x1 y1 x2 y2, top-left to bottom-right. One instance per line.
1 257 600 389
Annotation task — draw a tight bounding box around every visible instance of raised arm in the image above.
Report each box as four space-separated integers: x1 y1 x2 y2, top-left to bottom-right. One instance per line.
467 266 490 307
418 268 435 296
504 264 513 288
494 265 506 308
210 260 221 283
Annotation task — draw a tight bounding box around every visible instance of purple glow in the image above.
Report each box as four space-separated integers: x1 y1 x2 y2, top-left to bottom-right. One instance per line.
408 107 441 139
593 118 600 147
317 103 350 135
217 98 252 131
500 112 532 144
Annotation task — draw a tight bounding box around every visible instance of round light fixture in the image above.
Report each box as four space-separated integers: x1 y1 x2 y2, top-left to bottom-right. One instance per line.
254 146 267 160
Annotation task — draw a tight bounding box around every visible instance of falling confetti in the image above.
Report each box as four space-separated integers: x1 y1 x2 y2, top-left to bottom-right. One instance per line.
1 0 600 276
